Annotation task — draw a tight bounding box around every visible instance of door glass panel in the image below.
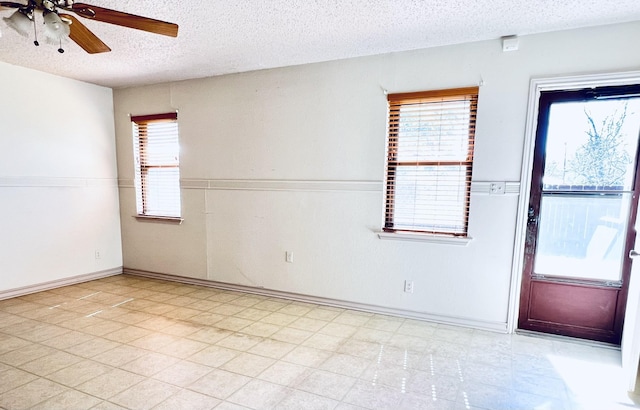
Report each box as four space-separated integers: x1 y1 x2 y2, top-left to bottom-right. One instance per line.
534 97 640 281
542 99 640 191
534 193 631 281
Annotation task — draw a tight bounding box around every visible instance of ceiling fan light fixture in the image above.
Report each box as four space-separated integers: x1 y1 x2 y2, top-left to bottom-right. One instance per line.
3 10 33 37
42 11 70 41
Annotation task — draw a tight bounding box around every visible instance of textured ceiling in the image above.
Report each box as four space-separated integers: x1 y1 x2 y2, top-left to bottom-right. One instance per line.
1 0 639 89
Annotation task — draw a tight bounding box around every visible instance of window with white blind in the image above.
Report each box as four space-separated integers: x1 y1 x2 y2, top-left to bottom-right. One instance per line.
131 113 181 219
384 87 478 236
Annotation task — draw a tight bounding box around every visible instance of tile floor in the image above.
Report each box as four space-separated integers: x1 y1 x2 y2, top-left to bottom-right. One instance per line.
0 274 639 410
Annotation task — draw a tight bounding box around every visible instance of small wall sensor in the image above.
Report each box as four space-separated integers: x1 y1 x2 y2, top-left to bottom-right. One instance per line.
502 35 519 52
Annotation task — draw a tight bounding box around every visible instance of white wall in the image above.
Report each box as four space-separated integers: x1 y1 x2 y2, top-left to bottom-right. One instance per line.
114 22 640 330
0 62 122 292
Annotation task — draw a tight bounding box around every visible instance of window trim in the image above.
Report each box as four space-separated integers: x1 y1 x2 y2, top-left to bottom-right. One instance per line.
131 112 182 219
383 87 479 238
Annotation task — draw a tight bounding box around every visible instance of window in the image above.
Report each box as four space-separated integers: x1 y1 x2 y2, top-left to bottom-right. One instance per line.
131 113 181 219
384 87 478 236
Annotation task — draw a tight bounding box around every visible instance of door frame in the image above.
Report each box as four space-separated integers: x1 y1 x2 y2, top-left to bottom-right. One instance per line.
508 70 640 335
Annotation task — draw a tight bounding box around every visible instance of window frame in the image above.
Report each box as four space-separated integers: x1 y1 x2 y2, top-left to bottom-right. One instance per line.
383 87 478 238
131 112 182 222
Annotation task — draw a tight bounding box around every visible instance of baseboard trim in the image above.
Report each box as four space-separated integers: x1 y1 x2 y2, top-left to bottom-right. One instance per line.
124 268 507 333
0 267 123 301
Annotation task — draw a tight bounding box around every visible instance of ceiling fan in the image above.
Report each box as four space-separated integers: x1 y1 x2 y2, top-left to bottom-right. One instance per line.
0 0 178 53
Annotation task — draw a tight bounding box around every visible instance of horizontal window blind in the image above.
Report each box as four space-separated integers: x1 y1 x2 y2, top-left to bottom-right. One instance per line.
385 87 478 236
131 113 181 218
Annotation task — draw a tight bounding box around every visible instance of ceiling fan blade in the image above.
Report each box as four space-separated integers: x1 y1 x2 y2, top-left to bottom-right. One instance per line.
0 2 25 9
60 13 111 54
71 3 178 37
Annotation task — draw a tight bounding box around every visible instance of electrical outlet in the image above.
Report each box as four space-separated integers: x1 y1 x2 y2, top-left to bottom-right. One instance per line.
285 251 293 263
95 250 101 259
404 280 414 293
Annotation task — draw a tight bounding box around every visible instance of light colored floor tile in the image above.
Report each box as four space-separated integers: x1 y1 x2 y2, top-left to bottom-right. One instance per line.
289 317 329 332
110 378 180 410
253 300 289 312
188 345 238 367
16 323 70 342
136 316 176 331
129 333 181 350
188 326 234 343
155 337 209 358
342 380 405 410
40 329 95 350
351 327 393 344
82 320 127 337
363 317 403 332
318 322 357 338
248 339 297 359
120 352 181 377
320 353 370 377
153 389 221 410
213 304 248 316
0 367 38 394
302 333 346 352
190 312 227 326
258 361 314 387
360 364 413 390
215 317 254 332
153 360 213 387
19 349 82 376
215 401 252 410
68 338 121 358
462 361 512 388
187 299 222 311
277 304 313 317
337 339 381 360
295 370 356 400
228 296 263 308
76 368 145 400
0 378 67 409
282 346 332 367
233 308 272 321
0 342 55 366
163 306 202 320
271 327 313 344
217 333 263 351
0 276 633 410
47 359 112 387
408 372 462 402
305 308 341 322
241 322 282 337
103 325 152 343
220 352 276 377
262 312 299 326
227 379 289 409
31 389 102 410
332 312 372 327
188 369 251 399
0 334 33 355
399 393 458 410
92 344 148 367
276 389 339 410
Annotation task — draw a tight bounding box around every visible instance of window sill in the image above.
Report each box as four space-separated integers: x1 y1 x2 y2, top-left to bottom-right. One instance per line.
134 215 184 224
377 231 472 246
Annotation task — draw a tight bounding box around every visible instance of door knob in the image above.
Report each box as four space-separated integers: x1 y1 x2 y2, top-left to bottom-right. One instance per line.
630 250 640 258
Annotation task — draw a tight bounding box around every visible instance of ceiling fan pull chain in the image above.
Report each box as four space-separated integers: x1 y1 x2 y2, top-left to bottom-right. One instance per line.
58 39 64 53
32 11 39 46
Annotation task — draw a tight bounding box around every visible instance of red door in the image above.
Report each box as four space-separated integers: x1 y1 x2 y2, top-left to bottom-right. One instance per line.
519 84 640 344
